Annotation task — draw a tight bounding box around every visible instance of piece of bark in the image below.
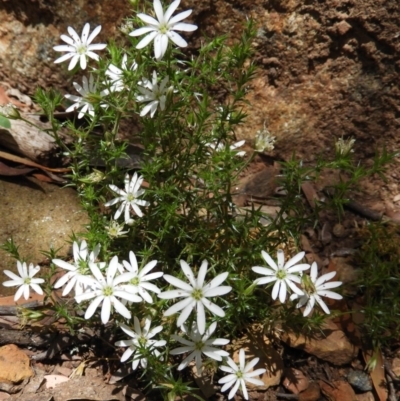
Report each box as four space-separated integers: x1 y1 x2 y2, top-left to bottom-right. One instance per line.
0 299 44 315
0 112 69 165
0 329 51 347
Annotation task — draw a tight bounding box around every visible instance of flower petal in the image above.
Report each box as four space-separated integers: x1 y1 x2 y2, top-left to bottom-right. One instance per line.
163 274 193 292
163 296 194 316
261 250 278 270
85 296 104 319
284 251 305 269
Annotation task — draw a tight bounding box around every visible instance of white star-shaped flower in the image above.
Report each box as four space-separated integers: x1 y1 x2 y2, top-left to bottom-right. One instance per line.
115 317 166 370
54 23 106 70
3 261 45 301
158 259 232 334
121 251 163 303
65 74 103 119
129 0 197 60
104 54 138 93
75 256 142 324
104 173 150 224
252 250 310 303
170 321 229 373
53 240 105 296
218 348 266 400
290 262 343 317
136 71 170 118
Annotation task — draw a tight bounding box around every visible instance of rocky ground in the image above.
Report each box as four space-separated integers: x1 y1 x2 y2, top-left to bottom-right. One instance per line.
0 0 400 400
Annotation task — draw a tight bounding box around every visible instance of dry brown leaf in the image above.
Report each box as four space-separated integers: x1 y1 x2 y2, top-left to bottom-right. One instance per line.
0 160 35 176
319 380 356 401
0 150 69 173
363 348 388 401
301 181 319 209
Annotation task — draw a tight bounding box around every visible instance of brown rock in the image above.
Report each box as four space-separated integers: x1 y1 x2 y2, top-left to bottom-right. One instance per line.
319 380 356 401
9 394 53 401
282 368 309 394
0 2 132 93
53 376 125 401
281 320 358 365
0 344 32 384
336 21 352 35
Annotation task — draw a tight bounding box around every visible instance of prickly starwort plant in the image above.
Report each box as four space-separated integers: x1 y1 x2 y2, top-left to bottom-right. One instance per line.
1 1 397 399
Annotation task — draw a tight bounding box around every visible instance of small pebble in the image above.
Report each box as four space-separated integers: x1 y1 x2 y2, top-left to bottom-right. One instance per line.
333 223 347 238
347 370 373 392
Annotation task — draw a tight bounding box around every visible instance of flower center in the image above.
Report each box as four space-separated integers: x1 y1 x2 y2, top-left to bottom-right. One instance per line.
159 23 169 35
126 193 136 202
236 370 244 379
155 90 162 100
276 269 287 280
130 277 140 286
78 259 89 275
103 285 114 296
23 277 31 285
301 275 316 295
76 43 88 55
194 341 204 351
192 288 203 301
138 336 148 347
109 226 119 237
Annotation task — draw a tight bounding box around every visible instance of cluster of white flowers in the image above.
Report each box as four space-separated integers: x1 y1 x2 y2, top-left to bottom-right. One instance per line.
252 250 343 316
53 0 196 120
52 242 162 324
14 2 348 400
1 246 342 400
